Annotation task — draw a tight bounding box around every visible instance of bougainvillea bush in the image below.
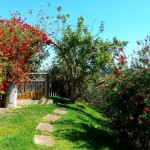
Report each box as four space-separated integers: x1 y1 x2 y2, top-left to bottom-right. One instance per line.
0 17 52 93
98 39 150 149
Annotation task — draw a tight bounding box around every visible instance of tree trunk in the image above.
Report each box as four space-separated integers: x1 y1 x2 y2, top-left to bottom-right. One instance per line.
53 43 76 103
70 76 76 103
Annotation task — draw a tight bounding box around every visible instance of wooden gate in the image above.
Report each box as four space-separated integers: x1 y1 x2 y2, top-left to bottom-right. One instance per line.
17 73 47 100
17 73 60 100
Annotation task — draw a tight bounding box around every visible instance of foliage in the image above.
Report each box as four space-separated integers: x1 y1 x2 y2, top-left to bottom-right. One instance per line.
131 35 150 69
31 5 127 101
0 16 52 92
81 73 113 109
49 10 127 101
97 37 150 149
53 17 110 101
49 64 71 98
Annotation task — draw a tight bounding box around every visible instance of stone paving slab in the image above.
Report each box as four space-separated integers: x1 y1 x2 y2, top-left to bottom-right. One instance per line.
0 108 11 115
53 109 67 115
36 123 53 132
17 99 53 106
34 134 54 147
43 114 60 122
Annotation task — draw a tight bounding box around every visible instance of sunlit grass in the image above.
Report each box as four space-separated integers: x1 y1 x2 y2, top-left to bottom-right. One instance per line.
0 105 57 150
0 99 114 150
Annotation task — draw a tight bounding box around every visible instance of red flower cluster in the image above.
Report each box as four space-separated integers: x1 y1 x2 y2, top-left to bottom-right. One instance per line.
120 55 125 66
0 17 52 91
139 94 146 100
97 81 103 86
46 39 53 45
144 107 150 112
133 101 138 106
114 68 121 75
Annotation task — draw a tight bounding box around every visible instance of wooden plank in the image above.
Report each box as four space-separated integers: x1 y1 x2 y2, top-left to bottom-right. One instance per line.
17 73 61 100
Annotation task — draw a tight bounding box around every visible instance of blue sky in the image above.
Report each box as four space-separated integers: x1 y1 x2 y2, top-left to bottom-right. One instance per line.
1 0 150 58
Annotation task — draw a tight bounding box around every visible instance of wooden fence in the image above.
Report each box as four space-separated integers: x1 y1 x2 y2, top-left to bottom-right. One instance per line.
17 73 60 100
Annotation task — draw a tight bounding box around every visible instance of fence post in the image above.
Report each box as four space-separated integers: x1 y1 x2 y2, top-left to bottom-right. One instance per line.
45 73 48 99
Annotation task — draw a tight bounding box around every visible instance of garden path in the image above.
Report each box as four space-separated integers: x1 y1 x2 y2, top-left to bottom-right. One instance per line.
34 108 67 147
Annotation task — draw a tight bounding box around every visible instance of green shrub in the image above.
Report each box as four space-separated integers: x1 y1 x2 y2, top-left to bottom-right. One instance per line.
98 37 150 149
106 69 150 149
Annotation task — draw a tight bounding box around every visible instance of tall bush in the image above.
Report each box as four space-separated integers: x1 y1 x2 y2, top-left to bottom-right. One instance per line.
98 37 150 149
0 17 52 92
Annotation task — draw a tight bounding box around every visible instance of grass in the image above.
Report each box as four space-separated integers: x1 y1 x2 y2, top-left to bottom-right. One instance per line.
0 104 57 150
0 98 114 150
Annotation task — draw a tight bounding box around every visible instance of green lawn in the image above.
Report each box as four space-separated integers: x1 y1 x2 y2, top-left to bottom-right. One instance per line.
0 99 114 150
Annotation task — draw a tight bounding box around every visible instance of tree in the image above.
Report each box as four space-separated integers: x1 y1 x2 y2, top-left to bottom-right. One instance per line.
34 6 127 101
0 16 52 92
51 15 127 101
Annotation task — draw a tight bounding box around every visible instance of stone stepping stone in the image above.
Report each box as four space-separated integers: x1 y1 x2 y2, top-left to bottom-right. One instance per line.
36 123 53 132
43 114 60 122
34 134 54 147
53 109 67 115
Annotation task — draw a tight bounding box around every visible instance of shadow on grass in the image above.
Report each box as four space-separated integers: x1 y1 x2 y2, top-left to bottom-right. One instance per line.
67 105 107 125
53 120 114 150
51 96 71 104
52 101 115 149
50 97 131 149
